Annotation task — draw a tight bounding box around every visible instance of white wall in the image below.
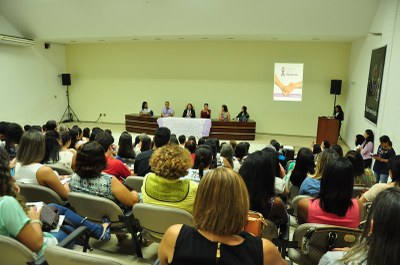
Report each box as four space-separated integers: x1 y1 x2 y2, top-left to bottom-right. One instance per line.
345 0 400 151
0 15 67 126
66 41 349 137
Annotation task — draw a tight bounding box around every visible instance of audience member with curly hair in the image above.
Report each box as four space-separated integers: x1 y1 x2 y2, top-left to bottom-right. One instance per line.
142 144 196 214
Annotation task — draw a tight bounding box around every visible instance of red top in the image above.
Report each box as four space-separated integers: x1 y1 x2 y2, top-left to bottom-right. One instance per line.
103 156 131 182
200 109 211 118
307 198 360 228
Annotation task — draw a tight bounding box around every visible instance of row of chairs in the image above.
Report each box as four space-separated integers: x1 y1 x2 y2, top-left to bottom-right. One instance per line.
15 175 370 265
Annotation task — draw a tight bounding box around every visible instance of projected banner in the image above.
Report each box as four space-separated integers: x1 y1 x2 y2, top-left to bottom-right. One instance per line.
273 63 303 101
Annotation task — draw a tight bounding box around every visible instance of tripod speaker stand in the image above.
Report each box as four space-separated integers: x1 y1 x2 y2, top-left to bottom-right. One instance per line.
60 85 80 123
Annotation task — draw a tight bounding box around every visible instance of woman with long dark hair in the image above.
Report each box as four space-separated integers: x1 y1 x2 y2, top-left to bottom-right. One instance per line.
345 150 375 187
298 157 362 228
116 131 135 161
287 147 315 189
319 187 400 265
333 105 344 135
239 151 288 226
218 104 231 121
358 129 374 168
299 149 338 197
184 144 213 182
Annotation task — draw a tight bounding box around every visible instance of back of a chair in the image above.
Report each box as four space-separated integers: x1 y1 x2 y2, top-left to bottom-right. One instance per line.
45 245 127 265
261 219 279 241
133 203 193 242
360 202 372 224
288 223 362 265
352 186 369 198
290 195 312 217
289 184 300 201
19 183 64 205
124 176 144 192
67 192 124 223
46 163 74 175
0 235 36 264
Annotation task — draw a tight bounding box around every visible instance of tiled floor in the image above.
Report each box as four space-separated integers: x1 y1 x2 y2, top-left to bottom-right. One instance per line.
64 122 349 264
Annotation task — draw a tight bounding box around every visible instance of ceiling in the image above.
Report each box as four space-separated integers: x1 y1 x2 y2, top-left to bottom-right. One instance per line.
0 0 380 43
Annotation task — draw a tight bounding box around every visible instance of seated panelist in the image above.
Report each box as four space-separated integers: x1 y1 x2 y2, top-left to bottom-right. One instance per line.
161 101 174 117
182 103 196 118
200 103 211 118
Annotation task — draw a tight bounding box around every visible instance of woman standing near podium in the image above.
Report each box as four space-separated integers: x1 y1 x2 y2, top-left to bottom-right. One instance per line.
333 105 344 135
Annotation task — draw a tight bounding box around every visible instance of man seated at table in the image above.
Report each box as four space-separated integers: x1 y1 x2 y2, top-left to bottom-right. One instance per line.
200 103 211 118
161 101 174 117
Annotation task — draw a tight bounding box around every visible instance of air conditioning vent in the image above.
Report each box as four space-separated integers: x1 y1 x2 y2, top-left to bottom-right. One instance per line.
0 34 35 46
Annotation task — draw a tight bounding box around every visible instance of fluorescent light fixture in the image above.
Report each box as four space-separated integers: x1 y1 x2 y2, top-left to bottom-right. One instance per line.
0 34 35 46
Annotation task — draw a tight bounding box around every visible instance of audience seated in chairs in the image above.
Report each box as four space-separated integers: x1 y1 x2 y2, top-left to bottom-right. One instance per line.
299 149 339 197
239 151 288 227
14 130 69 200
345 150 375 187
319 187 400 265
184 140 197 165
330 143 343 157
297 157 363 228
262 146 288 199
285 147 315 195
42 130 62 165
0 147 111 259
182 144 213 183
69 141 139 209
58 131 75 168
234 142 248 169
5 122 24 161
158 167 286 265
134 127 171 177
95 131 133 182
42 130 74 170
115 131 135 166
142 144 197 214
220 144 236 169
359 155 400 203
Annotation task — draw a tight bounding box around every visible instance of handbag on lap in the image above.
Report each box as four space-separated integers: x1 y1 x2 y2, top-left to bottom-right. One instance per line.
40 204 60 232
244 211 268 237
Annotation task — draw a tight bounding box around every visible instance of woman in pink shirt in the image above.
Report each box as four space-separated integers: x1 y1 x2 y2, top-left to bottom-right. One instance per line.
358 129 374 168
297 157 363 228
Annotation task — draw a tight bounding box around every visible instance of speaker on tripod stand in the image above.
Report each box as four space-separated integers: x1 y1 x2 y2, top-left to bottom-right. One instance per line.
60 73 80 123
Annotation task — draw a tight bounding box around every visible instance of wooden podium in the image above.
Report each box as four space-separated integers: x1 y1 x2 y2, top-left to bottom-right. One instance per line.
316 117 339 145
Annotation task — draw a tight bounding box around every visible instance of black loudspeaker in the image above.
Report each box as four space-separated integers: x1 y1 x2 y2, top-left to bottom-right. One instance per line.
61 74 71 86
330 79 342 95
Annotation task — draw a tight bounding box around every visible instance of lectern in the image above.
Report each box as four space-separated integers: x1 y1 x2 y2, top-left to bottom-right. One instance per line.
316 117 339 145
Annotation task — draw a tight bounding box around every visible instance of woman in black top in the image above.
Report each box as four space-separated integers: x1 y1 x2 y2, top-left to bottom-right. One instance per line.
334 105 344 135
158 168 286 265
182 103 196 118
236 106 250 122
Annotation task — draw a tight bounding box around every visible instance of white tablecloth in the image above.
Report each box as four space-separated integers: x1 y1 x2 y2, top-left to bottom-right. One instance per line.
157 117 212 138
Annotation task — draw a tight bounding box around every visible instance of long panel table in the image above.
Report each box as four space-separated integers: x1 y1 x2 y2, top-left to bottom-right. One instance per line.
125 114 256 140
